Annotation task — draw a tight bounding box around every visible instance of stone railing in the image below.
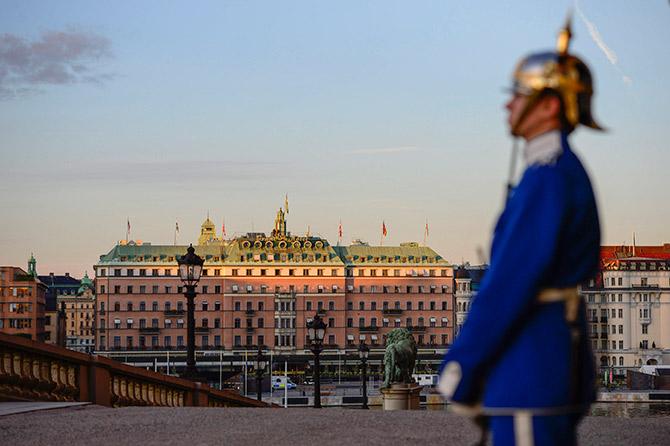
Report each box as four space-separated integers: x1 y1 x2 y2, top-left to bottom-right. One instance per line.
0 332 270 408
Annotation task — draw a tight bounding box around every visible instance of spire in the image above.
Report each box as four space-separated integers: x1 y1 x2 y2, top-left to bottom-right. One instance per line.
556 11 573 56
272 208 287 237
27 253 37 277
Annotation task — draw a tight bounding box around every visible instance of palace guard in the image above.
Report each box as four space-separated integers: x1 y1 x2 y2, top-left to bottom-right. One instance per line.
439 17 603 446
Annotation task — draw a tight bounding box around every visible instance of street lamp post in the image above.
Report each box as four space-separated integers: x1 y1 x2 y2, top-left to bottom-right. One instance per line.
177 244 204 381
307 314 326 408
358 341 369 409
254 346 267 402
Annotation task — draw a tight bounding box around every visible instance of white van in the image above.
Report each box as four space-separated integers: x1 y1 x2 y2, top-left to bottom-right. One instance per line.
412 374 439 387
272 376 297 390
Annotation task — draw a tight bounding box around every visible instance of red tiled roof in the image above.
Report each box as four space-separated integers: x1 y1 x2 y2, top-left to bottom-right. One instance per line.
600 244 670 261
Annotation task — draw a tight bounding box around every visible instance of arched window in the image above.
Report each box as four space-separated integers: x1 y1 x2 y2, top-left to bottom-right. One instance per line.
619 357 624 366
114 302 120 311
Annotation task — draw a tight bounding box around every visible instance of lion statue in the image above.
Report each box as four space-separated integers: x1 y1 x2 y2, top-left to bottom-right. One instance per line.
382 328 417 388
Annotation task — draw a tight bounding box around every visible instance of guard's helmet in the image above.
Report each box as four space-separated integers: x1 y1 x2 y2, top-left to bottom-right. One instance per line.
509 17 604 133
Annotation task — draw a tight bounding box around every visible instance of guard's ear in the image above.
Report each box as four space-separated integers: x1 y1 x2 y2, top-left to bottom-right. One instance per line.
538 94 562 120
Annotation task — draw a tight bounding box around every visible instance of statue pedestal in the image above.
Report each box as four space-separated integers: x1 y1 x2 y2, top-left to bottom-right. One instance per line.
381 383 423 410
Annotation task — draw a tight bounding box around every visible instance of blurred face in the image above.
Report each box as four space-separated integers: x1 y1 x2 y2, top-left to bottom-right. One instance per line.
505 92 561 140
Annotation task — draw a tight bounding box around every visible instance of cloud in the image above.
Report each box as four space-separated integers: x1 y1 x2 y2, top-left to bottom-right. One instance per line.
0 29 114 99
347 146 420 155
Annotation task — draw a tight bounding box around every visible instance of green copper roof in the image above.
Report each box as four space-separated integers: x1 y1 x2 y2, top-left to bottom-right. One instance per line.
333 244 448 265
97 240 448 266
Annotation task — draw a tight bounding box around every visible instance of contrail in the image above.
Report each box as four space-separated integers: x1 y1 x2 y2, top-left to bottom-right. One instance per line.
574 0 632 85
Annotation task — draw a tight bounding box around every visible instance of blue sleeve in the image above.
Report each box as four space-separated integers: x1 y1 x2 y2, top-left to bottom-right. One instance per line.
439 166 567 404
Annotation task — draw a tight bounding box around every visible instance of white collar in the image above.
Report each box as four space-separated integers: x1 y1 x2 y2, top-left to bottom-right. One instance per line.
523 130 563 167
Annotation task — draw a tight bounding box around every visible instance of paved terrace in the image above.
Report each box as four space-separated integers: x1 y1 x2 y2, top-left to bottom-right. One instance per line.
1 405 669 446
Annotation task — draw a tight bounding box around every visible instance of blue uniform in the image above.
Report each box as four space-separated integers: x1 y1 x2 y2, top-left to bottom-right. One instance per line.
439 131 600 445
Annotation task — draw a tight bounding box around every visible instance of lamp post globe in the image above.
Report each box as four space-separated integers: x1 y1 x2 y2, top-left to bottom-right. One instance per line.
358 341 369 409
307 314 327 408
177 244 204 381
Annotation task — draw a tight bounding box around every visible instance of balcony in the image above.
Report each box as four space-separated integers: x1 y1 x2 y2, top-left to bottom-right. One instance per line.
246 327 255 333
409 326 427 333
600 332 608 339
245 309 255 316
632 284 659 289
359 326 379 333
164 309 185 316
382 308 403 316
195 327 210 333
589 317 599 323
316 309 327 317
139 327 160 334
589 333 599 339
600 316 608 323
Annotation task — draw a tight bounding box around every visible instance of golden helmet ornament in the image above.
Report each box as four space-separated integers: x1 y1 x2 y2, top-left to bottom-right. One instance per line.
510 16 604 133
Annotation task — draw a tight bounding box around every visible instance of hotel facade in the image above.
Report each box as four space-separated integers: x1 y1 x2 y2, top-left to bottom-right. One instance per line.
94 210 454 356
581 244 670 374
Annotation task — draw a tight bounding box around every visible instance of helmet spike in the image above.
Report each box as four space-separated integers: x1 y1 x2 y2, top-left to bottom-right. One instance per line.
556 11 573 56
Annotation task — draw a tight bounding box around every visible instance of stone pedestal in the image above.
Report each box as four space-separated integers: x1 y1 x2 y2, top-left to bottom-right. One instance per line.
381 383 423 410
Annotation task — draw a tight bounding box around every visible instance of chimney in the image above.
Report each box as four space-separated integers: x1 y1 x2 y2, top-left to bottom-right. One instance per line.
65 272 70 277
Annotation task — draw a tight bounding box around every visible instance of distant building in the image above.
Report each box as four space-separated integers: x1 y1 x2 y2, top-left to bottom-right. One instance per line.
38 269 79 346
0 260 47 341
582 244 670 374
453 264 487 337
58 273 96 353
93 209 454 354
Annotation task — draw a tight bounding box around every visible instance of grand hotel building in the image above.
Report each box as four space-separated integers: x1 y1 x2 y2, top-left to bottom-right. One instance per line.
94 210 454 355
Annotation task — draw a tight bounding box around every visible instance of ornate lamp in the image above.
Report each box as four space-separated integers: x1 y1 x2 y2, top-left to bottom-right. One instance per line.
177 244 204 380
307 314 327 408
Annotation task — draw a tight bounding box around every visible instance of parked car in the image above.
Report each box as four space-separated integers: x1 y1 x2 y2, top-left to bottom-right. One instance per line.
272 376 297 390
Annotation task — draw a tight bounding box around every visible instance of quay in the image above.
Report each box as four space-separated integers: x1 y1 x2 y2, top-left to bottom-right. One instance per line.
1 404 669 446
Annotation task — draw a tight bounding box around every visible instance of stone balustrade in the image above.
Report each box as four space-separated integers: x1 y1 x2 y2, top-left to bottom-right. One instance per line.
0 332 269 408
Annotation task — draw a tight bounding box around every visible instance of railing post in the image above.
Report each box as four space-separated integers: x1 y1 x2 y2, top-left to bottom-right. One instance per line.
89 356 112 407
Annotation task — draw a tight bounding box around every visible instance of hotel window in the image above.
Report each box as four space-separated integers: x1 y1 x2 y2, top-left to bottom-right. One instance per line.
234 302 241 311
177 319 184 328
139 319 146 329
177 301 183 311
383 319 389 327
260 269 267 276
100 285 106 294
303 285 309 293
317 269 324 276
152 318 159 328
382 269 388 277
114 319 121 329
214 335 221 347
303 269 310 276
430 301 436 310
114 302 120 311
232 269 238 276
232 285 239 293
359 317 365 327
370 269 377 277
359 286 365 293
347 301 353 310
246 269 252 276
234 336 241 347
258 301 264 311
164 269 171 276
114 269 121 277
202 302 208 311
358 269 365 277
394 319 401 328
113 336 121 347
202 318 208 328
246 285 253 293
394 269 401 277
347 318 353 328
442 301 448 310
164 319 172 329
418 301 424 310
359 301 365 310
151 301 158 311
234 318 241 328
306 301 312 311
370 301 376 311
331 269 338 276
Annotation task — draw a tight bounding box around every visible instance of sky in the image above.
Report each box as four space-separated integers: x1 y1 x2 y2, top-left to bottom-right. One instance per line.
1 0 669 277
